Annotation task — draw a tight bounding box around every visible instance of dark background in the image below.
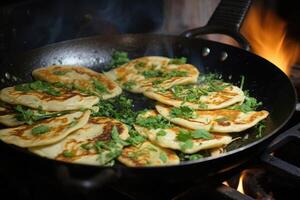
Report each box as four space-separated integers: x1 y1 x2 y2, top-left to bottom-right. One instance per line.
0 0 299 61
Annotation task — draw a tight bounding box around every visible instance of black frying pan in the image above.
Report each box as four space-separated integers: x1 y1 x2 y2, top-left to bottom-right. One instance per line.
0 0 296 195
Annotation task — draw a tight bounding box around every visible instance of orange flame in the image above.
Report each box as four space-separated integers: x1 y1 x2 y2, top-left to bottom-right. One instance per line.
237 172 246 194
241 2 300 75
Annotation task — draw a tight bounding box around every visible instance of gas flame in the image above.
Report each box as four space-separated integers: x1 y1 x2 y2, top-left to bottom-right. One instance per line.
237 172 246 194
241 2 300 75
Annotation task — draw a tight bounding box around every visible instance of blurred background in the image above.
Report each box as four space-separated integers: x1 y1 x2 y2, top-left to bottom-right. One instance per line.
0 0 299 79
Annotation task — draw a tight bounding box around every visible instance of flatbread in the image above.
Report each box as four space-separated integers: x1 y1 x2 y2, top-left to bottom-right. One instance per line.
32 65 122 99
0 86 99 111
144 83 245 110
155 104 269 133
0 110 90 147
30 117 129 166
118 141 179 167
134 110 232 154
105 56 199 93
0 104 24 126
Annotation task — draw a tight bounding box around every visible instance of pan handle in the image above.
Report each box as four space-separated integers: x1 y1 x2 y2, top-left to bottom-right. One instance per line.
260 123 300 180
181 0 251 50
55 164 121 192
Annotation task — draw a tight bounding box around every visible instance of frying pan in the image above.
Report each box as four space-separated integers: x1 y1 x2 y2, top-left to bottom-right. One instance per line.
0 0 296 195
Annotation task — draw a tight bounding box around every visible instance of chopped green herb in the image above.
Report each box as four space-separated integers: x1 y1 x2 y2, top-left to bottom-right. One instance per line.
180 139 193 150
255 121 266 138
32 125 50 135
63 151 74 157
142 70 163 78
126 129 146 146
168 57 187 65
157 130 167 137
52 70 69 75
176 129 213 142
192 129 213 140
123 80 136 90
93 79 109 94
108 51 130 68
198 102 208 109
159 152 168 163
215 117 230 123
15 81 61 96
178 152 203 161
188 154 203 161
14 105 69 125
135 114 173 129
170 77 229 104
169 106 196 119
240 75 245 90
111 126 130 146
92 95 137 126
228 95 262 112
68 120 78 128
134 62 146 69
15 84 31 92
164 70 188 78
176 129 192 142
80 143 94 150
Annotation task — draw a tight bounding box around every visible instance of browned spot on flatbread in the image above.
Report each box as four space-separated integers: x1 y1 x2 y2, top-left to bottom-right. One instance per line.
88 117 125 141
11 116 74 140
55 139 98 162
120 146 150 167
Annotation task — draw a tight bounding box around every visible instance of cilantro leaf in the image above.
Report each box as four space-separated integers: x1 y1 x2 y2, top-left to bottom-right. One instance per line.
31 125 50 135
159 152 168 163
93 79 109 94
157 130 167 137
168 57 187 65
135 114 173 129
63 151 74 157
126 129 146 146
15 81 61 96
123 80 136 90
108 51 130 68
169 106 196 119
192 129 213 140
52 70 69 76
180 140 193 150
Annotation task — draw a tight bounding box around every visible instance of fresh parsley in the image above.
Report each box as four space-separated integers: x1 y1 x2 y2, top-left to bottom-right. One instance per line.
63 151 74 157
142 70 163 78
15 81 61 96
255 121 266 138
168 57 187 65
178 152 204 161
176 129 213 142
92 95 137 126
108 51 130 68
180 140 193 150
134 62 146 69
169 106 197 119
31 125 50 135
159 152 168 163
14 105 69 125
123 80 136 90
93 79 109 94
135 114 173 129
52 70 69 76
157 130 167 137
126 129 146 146
228 95 262 112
